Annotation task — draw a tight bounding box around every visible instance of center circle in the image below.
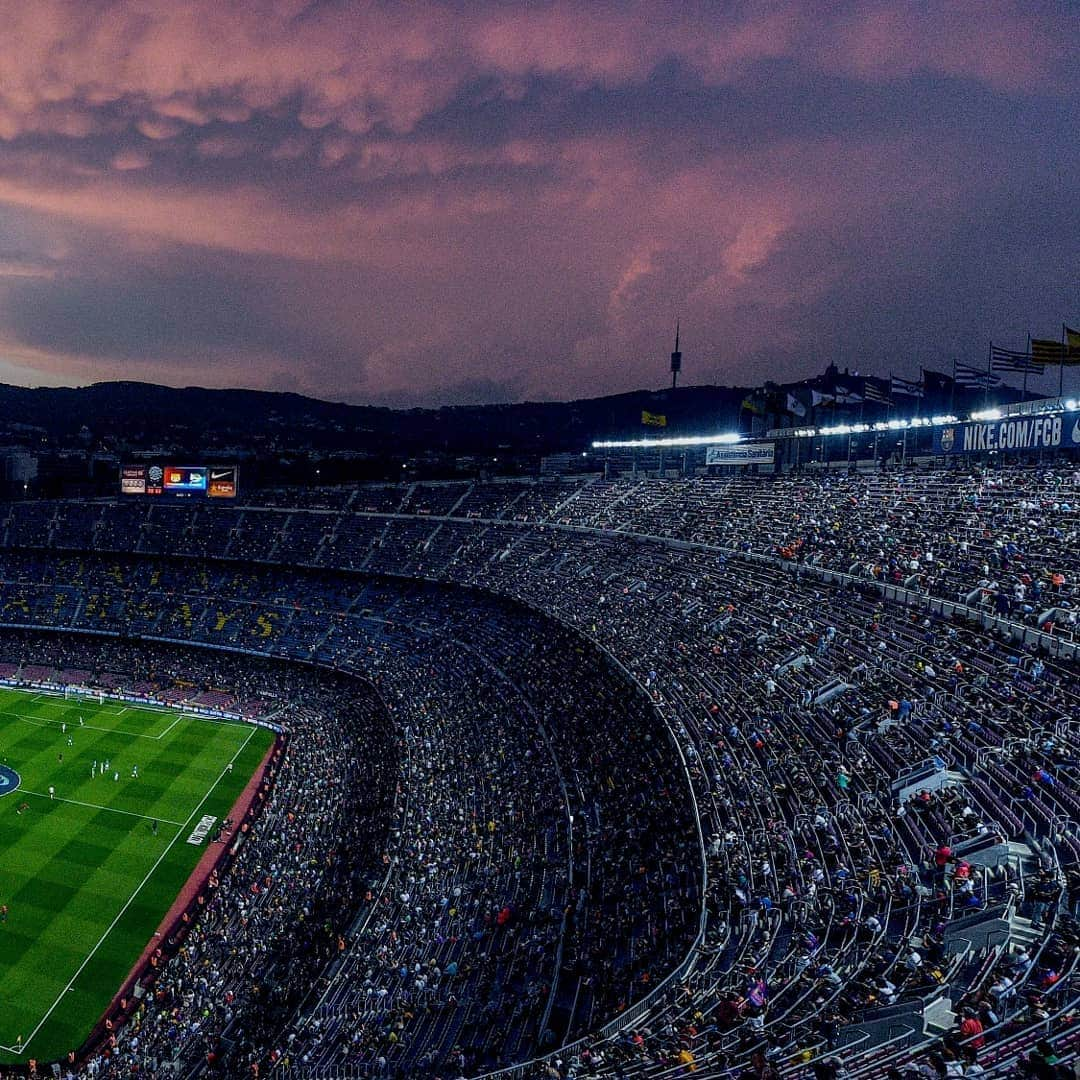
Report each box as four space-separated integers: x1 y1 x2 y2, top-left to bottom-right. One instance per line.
0 763 21 797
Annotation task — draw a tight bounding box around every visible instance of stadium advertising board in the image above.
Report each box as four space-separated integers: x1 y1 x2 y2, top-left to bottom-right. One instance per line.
934 416 1080 455
120 463 238 498
705 442 775 466
208 466 239 498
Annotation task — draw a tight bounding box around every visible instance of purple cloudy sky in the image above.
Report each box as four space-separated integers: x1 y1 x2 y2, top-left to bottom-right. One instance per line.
0 0 1076 405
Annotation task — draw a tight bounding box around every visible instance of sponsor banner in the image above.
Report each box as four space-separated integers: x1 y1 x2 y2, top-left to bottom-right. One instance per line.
935 415 1080 455
706 442 775 466
0 763 20 797
208 466 238 498
187 814 218 845
0 678 283 733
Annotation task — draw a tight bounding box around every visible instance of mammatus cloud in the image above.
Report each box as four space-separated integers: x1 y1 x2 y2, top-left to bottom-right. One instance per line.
0 0 1075 403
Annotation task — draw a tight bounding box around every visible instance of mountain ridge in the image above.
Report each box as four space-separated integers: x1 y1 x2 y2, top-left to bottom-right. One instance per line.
0 379 752 455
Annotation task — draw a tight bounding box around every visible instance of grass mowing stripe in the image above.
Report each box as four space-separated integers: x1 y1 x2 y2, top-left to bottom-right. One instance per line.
14 722 258 1055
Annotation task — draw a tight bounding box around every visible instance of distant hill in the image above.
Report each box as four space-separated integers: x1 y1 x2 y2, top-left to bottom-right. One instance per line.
0 381 752 456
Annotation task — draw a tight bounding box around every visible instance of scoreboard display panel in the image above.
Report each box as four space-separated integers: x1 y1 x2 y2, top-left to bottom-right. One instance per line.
120 465 146 495
120 464 238 499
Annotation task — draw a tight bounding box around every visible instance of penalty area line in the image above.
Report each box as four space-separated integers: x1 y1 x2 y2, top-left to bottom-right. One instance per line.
0 709 176 740
19 790 186 827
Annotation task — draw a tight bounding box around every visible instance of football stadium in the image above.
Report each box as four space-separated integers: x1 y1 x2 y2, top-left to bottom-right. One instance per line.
2 4 1080 1079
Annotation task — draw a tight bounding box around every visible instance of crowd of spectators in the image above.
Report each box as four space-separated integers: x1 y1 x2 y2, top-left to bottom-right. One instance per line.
0 579 701 1077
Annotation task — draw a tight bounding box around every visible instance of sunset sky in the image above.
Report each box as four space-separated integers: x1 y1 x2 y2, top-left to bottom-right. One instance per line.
0 0 1076 405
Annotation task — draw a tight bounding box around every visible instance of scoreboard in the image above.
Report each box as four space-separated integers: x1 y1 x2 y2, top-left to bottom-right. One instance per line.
120 464 238 499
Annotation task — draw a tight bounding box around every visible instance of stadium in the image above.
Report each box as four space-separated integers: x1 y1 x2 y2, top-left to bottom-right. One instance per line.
1 5 1079 1078
0 399 1078 1079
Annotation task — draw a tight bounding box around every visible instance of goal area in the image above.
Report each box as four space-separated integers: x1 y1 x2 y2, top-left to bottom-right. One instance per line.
63 686 105 705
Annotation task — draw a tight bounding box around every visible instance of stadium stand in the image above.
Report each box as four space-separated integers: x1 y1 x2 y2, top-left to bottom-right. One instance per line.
0 464 1078 1078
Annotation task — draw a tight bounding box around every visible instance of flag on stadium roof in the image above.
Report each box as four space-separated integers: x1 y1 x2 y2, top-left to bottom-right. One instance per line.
862 380 891 404
1031 338 1066 364
1067 325 1080 361
990 345 1044 374
920 369 952 397
954 362 1000 388
1050 325 1080 366
641 410 667 427
833 388 863 405
891 375 923 397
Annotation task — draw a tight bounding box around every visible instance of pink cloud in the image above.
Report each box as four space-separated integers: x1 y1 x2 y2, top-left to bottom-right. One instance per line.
0 2 1072 402
111 147 151 171
0 2 1066 147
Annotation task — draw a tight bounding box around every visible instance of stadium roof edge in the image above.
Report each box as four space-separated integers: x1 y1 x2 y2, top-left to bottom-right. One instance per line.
590 394 1079 450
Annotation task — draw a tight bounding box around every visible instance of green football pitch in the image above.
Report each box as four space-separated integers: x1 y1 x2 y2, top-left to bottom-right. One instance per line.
0 688 275 1065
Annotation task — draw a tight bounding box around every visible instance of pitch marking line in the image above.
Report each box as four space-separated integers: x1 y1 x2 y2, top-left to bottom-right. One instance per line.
0 709 179 741
8 723 257 1055
19 790 186 827
29 694 222 721
157 714 182 740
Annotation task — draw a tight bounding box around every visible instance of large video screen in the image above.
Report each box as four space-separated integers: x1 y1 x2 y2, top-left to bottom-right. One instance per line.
120 464 238 499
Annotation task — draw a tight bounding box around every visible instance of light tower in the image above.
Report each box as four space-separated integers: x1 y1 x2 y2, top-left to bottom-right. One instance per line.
670 322 682 389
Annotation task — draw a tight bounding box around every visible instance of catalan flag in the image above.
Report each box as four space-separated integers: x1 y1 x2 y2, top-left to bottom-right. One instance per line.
641 410 667 427
1063 326 1080 365
1031 338 1066 364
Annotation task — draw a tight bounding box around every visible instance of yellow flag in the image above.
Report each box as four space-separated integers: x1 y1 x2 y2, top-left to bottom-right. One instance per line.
641 410 667 427
1065 326 1080 365
1031 338 1065 363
